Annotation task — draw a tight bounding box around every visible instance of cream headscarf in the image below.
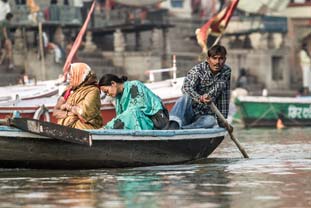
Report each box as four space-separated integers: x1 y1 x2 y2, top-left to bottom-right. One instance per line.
69 63 91 88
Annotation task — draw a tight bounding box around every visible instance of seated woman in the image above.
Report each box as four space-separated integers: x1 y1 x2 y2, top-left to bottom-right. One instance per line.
53 63 103 129
98 74 169 130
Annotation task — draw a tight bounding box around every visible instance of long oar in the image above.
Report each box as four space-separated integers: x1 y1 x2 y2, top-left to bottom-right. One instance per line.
0 118 92 146
210 102 249 158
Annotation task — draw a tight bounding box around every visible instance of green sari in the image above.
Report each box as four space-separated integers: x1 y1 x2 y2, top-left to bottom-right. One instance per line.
105 81 164 130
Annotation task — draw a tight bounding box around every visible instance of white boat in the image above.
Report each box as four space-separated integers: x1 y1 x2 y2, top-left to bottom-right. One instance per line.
0 79 61 103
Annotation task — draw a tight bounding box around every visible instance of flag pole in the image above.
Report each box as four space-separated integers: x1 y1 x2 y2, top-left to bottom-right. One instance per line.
212 31 225 47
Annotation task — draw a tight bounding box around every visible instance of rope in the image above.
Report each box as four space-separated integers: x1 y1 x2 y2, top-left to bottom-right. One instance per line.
248 103 305 127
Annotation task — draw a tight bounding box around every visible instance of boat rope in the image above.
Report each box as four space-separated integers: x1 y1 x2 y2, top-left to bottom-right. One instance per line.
248 103 304 127
248 105 278 127
33 105 50 122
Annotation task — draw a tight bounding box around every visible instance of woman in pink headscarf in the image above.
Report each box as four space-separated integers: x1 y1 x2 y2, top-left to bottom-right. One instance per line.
53 63 103 129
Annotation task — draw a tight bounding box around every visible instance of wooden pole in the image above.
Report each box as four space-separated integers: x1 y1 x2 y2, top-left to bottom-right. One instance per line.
38 22 46 81
210 102 249 158
212 33 223 46
22 27 29 79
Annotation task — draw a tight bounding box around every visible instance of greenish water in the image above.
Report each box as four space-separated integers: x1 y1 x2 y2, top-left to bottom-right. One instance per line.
0 127 310 208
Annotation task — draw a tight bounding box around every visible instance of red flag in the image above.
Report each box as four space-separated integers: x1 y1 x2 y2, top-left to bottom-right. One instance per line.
196 0 239 53
63 0 96 80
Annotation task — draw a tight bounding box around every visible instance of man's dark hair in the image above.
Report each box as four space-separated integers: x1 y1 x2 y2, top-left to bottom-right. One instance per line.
6 13 14 21
207 45 227 57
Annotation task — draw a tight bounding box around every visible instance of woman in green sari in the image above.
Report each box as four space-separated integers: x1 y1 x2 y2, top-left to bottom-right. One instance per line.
99 74 169 130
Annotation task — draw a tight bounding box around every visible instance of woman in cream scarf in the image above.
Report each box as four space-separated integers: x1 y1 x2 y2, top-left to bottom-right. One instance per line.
53 63 103 129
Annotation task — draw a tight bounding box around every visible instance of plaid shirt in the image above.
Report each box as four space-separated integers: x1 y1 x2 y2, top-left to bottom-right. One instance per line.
182 61 231 119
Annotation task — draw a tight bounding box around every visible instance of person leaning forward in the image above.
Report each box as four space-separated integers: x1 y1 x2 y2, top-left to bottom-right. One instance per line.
98 74 169 130
168 44 231 129
53 63 103 129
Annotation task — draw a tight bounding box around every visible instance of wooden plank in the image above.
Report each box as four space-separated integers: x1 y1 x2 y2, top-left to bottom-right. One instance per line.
8 118 92 146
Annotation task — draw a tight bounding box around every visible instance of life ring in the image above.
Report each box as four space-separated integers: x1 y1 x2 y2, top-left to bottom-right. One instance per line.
33 105 50 122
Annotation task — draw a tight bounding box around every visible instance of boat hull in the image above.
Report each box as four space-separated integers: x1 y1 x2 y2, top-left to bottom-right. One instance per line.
235 96 311 127
0 127 225 169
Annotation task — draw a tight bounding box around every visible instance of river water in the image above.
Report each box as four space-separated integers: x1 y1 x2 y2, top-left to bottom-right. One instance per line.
0 127 310 208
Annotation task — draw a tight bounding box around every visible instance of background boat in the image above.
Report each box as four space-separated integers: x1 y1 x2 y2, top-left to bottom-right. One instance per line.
0 125 226 169
235 95 311 128
0 79 60 103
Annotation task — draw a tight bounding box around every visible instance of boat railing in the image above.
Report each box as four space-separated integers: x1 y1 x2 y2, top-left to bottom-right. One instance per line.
89 127 227 139
145 55 177 83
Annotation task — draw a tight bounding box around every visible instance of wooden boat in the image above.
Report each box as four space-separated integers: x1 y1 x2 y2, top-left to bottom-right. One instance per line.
0 77 184 124
0 125 226 169
235 95 311 127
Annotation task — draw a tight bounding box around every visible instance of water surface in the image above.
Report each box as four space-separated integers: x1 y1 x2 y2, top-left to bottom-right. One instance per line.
0 127 310 208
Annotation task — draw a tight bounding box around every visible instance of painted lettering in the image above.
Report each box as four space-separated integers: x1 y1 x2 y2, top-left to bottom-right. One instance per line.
288 105 311 119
